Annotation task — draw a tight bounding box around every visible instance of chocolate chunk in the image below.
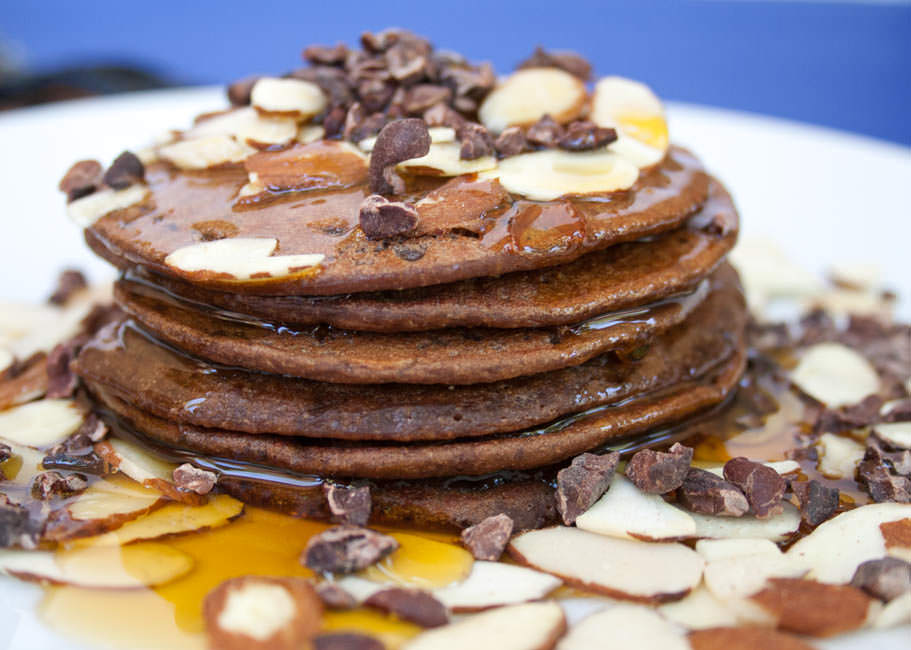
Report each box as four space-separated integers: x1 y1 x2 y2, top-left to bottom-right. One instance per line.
360 28 416 54
43 429 108 475
315 633 384 650
226 76 260 106
323 483 371 526
494 127 531 157
517 46 593 82
850 557 911 601
357 78 395 113
172 463 217 495
816 394 885 434
677 467 749 517
525 114 564 148
403 85 452 114
103 151 145 190
385 40 431 84
358 195 419 239
458 123 494 160
555 451 619 525
77 411 109 442
0 501 41 549
58 159 103 202
865 437 911 476
346 110 387 144
882 399 911 423
558 121 618 151
423 102 466 129
302 525 399 574
368 118 430 195
79 304 124 338
45 340 81 399
364 588 449 628
439 62 495 101
625 443 694 494
460 513 514 561
322 105 348 138
790 479 839 526
722 457 786 518
48 269 88 306
30 471 88 500
304 43 349 66
857 460 911 503
315 581 357 610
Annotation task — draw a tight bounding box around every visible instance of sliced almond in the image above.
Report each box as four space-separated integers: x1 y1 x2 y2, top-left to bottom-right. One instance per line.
658 587 746 630
873 591 911 628
805 288 892 320
688 627 817 650
164 237 324 281
484 149 639 201
816 432 865 479
591 76 668 151
250 77 327 120
67 184 149 227
434 561 561 613
790 342 880 408
575 475 696 541
159 135 256 170
189 106 299 146
557 604 688 650
685 503 801 542
786 502 911 584
56 475 166 540
874 422 911 450
509 526 703 603
0 542 193 589
296 124 325 144
402 601 566 650
95 437 201 504
479 68 586 133
0 347 12 375
0 356 47 411
695 538 782 562
398 142 497 177
703 552 806 603
728 238 823 315
0 399 84 448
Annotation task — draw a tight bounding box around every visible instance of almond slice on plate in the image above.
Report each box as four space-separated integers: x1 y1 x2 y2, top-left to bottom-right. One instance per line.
591 76 668 152
694 538 781 562
815 433 865 479
509 526 703 603
189 106 299 147
874 422 911 450
0 399 84 448
164 237 324 282
398 142 497 177
685 502 801 542
0 347 12 375
402 601 566 650
688 627 817 650
790 342 880 408
434 561 561 613
479 68 586 133
159 134 257 170
250 77 327 120
658 586 745 630
67 184 149 227
728 237 823 314
873 591 911 628
95 437 201 504
575 475 696 541
703 552 806 603
557 604 688 650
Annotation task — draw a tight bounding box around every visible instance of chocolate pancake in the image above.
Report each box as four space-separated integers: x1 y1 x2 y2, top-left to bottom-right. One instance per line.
76 265 745 440
128 178 737 332
83 147 709 296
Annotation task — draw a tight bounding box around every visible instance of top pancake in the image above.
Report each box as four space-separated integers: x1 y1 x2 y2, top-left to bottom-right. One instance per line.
83 147 709 296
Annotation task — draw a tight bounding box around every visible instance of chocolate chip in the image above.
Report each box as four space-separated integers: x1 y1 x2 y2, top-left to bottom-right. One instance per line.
45 340 81 399
439 62 495 101
304 43 349 66
360 29 412 54
677 467 749 517
323 483 371 526
364 588 449 628
790 479 839 526
494 126 531 157
816 394 885 434
322 105 348 138
385 40 431 84
393 243 426 261
722 457 786 518
857 460 911 503
865 437 911 476
302 525 399 574
0 501 42 549
525 114 564 147
226 76 260 106
850 557 911 601
103 151 145 189
358 195 419 239
48 269 88 306
458 123 494 160
367 119 430 195
346 109 387 144
172 463 217 495
558 121 618 151
315 633 384 650
517 46 593 82
555 451 619 525
423 103 466 129
460 513 514 561
357 78 395 113
76 411 109 442
59 159 103 202
625 443 694 494
315 581 357 610
403 85 452 114
30 471 88 500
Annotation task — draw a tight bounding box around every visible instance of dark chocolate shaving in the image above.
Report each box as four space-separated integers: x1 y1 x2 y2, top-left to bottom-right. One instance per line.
458 123 494 160
226 76 260 106
30 471 88 500
48 269 88 306
790 479 839 526
173 463 217 495
850 557 911 602
558 121 618 151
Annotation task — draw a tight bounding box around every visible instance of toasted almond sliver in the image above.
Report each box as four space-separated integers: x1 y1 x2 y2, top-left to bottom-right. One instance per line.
0 399 84 448
190 106 299 146
250 77 327 120
816 433 865 479
874 422 911 450
658 586 745 630
790 342 880 408
67 185 149 227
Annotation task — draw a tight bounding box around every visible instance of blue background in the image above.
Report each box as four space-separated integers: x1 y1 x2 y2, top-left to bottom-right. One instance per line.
3 0 910 144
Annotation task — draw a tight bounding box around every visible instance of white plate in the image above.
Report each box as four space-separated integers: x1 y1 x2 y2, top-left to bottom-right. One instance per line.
0 89 909 649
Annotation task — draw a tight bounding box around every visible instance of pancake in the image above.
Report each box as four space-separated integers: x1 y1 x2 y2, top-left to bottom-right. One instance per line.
127 178 737 332
83 147 710 296
76 265 745 440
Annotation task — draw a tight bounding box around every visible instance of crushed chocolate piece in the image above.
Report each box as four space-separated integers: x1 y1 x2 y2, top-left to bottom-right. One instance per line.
393 243 426 262
790 479 839 526
173 463 217 495
358 195 420 239
360 29 413 54
347 111 387 144
0 501 41 549
368 118 430 195
315 581 357 610
315 633 384 650
677 467 749 517
723 457 786 519
302 525 399 574
79 304 124 338
45 340 81 399
322 105 348 138
77 411 109 442
59 159 103 202
555 451 619 525
30 471 88 500
48 269 88 305
357 78 395 113
403 85 452 114
882 399 911 423
458 123 494 160
103 151 145 189
385 39 432 84
525 114 565 147
798 309 837 346
816 394 885 434
364 588 449 628
517 46 592 81
460 513 514 561
226 76 260 106
625 443 694 494
558 121 618 151
43 429 108 475
857 460 911 503
290 66 354 107
850 557 911 602
494 126 531 157
439 62 495 102
323 483 371 526
304 43 349 66
865 437 911 476
423 103 465 129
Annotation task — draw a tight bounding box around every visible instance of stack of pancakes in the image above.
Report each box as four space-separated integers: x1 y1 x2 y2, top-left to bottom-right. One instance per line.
69 34 747 531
